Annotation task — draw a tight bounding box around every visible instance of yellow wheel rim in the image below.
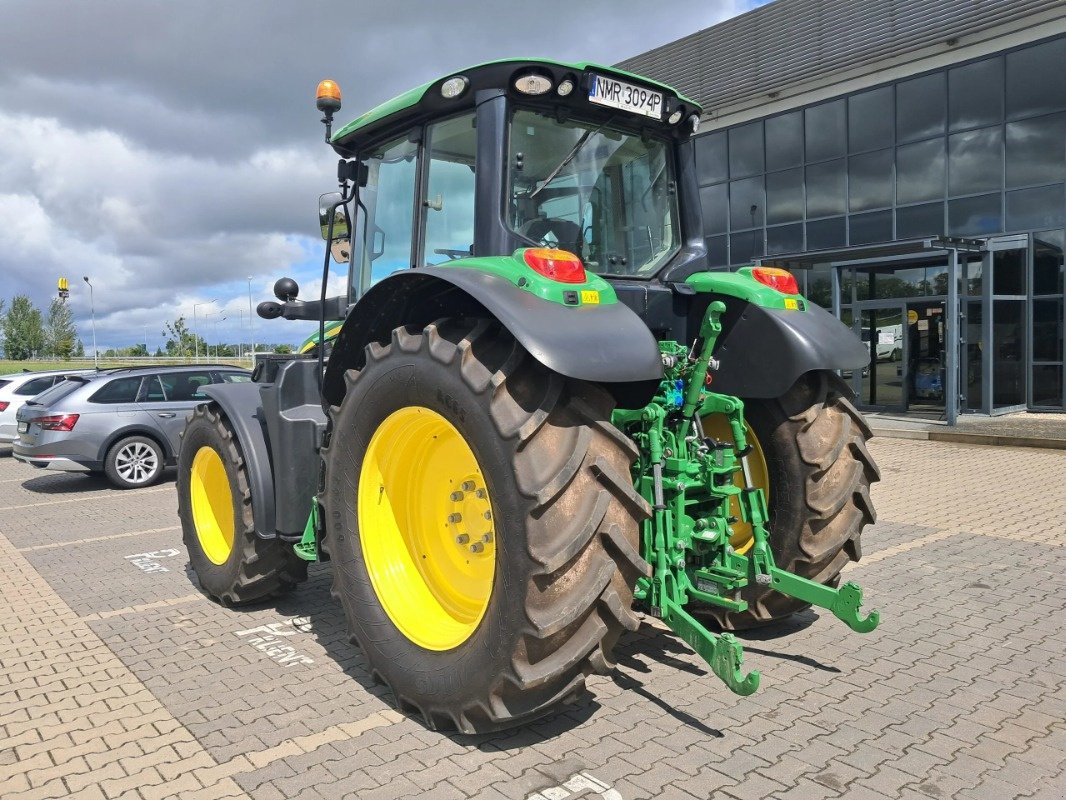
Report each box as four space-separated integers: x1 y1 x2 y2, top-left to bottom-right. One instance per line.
701 415 770 555
358 406 496 651
190 446 236 566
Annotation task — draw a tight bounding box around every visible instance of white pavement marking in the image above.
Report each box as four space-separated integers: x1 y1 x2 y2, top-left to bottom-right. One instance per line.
19 525 181 552
0 484 172 512
81 593 204 621
527 772 622 800
125 547 181 573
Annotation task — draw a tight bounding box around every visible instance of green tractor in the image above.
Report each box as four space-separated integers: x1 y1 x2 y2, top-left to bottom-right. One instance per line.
177 60 880 733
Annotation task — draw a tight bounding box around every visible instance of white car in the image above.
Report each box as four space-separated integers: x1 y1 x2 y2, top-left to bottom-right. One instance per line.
0 370 93 443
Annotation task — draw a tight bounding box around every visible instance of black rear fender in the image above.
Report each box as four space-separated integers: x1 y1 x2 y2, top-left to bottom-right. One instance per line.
323 268 664 409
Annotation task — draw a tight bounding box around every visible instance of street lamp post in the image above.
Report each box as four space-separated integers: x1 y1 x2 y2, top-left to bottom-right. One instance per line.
82 276 98 369
209 315 227 359
192 300 216 363
247 276 255 362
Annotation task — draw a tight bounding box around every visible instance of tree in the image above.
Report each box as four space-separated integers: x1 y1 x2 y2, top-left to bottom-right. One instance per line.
45 298 78 359
2 295 45 361
163 316 207 358
274 344 293 354
75 339 85 357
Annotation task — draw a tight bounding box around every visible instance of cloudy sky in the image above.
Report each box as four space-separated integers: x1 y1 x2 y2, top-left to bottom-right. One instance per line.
0 0 765 352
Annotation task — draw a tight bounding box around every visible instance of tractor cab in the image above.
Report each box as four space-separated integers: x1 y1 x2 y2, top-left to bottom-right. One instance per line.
316 60 702 302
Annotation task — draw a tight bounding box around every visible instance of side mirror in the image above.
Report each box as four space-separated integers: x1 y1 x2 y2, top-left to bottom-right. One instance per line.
319 193 349 241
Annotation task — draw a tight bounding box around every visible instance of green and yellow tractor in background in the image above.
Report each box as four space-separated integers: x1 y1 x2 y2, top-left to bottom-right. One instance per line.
177 60 880 733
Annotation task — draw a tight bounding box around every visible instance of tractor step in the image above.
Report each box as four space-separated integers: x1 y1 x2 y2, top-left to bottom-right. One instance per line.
294 504 320 562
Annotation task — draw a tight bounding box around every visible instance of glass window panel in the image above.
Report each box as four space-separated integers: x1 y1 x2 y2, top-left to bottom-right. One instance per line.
992 248 1026 295
897 72 946 143
948 193 1001 236
896 202 944 239
729 176 764 230
806 159 845 217
730 230 763 264
1005 185 1066 232
706 235 728 267
1033 229 1065 295
849 149 894 212
766 223 803 255
806 216 846 250
766 168 804 224
805 100 845 162
1006 37 1066 120
700 183 728 234
728 121 764 179
897 139 945 204
424 114 477 266
992 300 1025 407
1005 113 1066 188
849 86 894 152
949 57 1004 131
805 264 833 309
695 131 728 185
766 111 803 171
1032 365 1063 408
948 127 1003 196
965 255 983 296
1033 299 1064 362
850 210 893 245
965 301 983 411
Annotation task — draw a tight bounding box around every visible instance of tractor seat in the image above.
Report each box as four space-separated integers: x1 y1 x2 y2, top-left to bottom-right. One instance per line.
519 217 581 255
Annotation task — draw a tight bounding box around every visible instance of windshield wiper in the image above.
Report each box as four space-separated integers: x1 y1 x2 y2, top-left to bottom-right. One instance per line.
530 118 611 200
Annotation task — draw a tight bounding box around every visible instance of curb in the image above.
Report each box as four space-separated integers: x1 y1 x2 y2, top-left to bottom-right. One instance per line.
871 426 1066 451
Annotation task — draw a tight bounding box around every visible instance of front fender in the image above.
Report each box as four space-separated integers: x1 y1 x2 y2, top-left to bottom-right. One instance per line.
323 267 663 407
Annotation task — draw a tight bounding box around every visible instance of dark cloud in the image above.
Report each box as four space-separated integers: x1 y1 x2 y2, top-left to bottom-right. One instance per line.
0 0 746 350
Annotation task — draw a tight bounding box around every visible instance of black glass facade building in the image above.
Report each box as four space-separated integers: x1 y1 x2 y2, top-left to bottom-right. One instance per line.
623 2 1066 418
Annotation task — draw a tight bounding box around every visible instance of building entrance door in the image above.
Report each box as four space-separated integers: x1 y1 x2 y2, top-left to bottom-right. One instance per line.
904 301 947 411
853 304 906 410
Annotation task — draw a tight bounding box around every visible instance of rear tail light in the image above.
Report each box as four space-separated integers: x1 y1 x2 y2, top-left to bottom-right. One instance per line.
751 266 800 295
0 401 8 412
523 248 587 284
38 414 79 432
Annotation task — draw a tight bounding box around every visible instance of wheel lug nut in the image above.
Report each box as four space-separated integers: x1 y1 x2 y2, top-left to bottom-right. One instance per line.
455 534 469 544
448 513 462 523
470 542 484 553
475 489 486 499
483 511 492 520
450 491 464 501
481 533 493 543
461 481 476 492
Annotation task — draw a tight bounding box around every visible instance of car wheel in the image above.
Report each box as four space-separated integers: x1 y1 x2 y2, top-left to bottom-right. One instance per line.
105 435 164 489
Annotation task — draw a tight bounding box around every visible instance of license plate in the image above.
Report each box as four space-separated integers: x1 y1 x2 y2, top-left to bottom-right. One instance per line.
588 74 663 120
17 421 28 433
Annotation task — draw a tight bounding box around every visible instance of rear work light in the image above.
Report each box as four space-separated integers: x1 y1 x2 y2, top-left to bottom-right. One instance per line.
38 414 79 432
0 401 8 412
751 266 800 295
523 249 587 284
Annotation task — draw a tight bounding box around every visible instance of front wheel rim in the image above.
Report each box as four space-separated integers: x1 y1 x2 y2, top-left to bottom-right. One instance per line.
358 406 496 651
115 441 159 484
189 446 236 565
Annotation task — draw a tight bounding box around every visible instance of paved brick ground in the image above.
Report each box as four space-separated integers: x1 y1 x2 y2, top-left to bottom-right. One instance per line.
1 437 1064 800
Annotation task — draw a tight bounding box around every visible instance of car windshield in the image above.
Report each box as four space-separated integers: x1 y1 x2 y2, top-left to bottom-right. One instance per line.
508 109 680 277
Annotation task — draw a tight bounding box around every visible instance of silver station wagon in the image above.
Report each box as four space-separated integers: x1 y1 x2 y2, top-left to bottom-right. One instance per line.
12 365 251 488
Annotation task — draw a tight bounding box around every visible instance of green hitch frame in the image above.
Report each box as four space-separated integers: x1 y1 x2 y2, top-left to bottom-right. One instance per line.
612 299 879 695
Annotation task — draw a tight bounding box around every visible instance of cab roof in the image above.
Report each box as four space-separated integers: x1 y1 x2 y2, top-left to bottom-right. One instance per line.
330 58 701 155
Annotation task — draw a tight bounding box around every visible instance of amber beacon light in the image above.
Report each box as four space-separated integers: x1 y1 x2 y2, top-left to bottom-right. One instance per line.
316 79 342 113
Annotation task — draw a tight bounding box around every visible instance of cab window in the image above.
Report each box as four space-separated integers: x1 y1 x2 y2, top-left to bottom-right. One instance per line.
158 371 212 401
422 114 476 266
352 135 419 294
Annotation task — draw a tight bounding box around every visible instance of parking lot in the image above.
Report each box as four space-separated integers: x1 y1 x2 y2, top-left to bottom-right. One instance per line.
1 436 1064 800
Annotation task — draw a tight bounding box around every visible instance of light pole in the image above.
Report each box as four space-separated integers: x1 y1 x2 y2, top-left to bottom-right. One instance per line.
192 300 216 363
144 325 149 357
82 276 98 369
210 316 227 359
247 276 255 362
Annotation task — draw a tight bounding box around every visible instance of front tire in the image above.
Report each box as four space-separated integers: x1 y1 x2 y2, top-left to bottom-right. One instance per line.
321 319 649 733
178 405 307 605
706 371 879 630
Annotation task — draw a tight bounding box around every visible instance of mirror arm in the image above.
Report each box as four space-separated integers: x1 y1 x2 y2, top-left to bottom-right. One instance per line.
318 178 358 389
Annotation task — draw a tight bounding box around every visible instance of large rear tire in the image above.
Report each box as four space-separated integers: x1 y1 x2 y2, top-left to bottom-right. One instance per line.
321 319 649 733
705 371 879 630
178 405 307 605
